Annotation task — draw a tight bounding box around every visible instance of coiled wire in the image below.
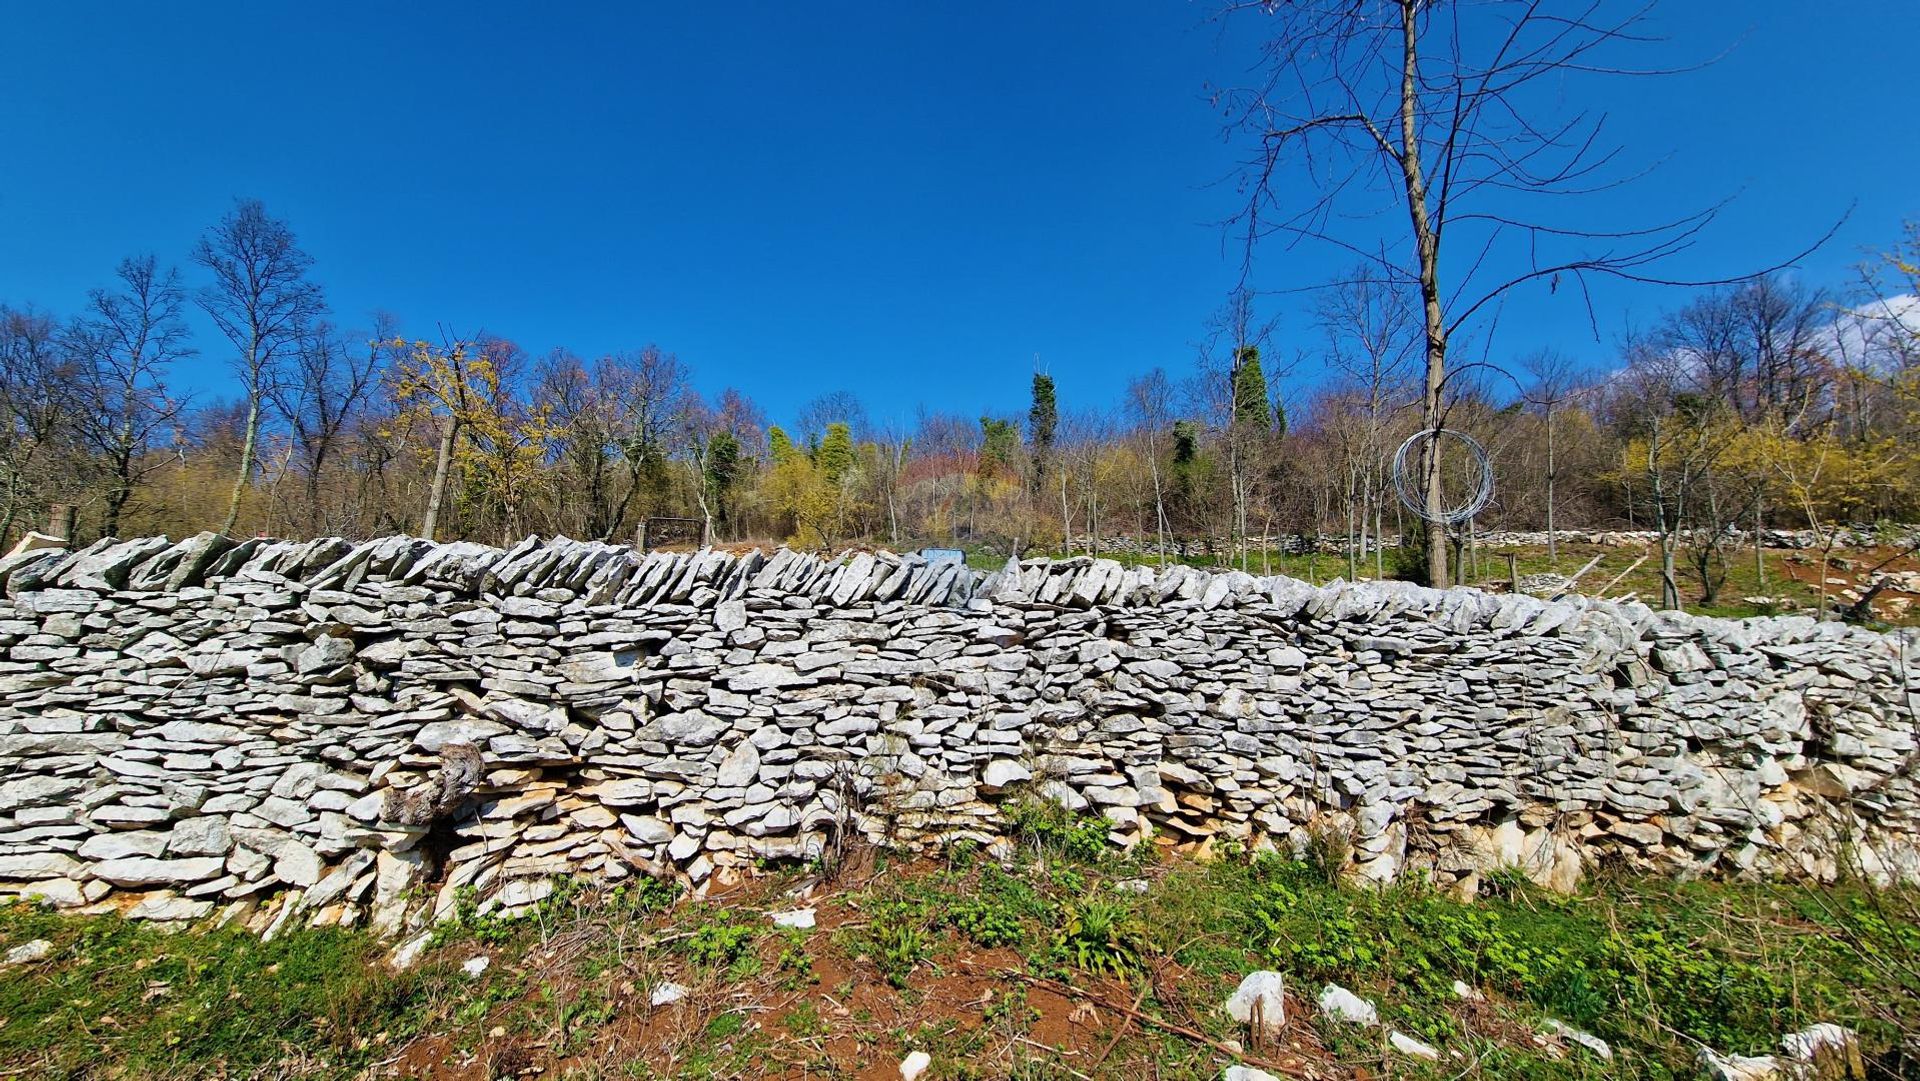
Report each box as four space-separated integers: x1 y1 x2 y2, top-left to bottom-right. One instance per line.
1392 428 1495 526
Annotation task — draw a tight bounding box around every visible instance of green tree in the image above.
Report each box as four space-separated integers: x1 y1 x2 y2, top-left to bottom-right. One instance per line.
704 430 742 531
768 425 800 465
1028 373 1057 489
980 416 1020 474
1231 346 1271 433
815 421 855 484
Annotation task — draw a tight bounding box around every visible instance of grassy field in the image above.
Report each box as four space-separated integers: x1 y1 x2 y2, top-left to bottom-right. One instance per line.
3 804 1916 1080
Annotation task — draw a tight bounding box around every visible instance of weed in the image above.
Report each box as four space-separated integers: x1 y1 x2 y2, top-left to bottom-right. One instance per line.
1007 797 1109 863
867 923 930 988
775 927 816 986
783 999 826 1037
1047 899 1142 977
683 911 757 972
943 863 1046 948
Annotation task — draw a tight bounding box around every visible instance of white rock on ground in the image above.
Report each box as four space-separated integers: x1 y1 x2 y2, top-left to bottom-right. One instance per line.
1222 1067 1283 1081
769 907 816 929
899 1050 931 1080
462 955 490 977
1450 979 1483 1002
1699 1049 1784 1081
1389 1031 1440 1061
1780 1023 1864 1078
1224 970 1287 1035
387 931 431 971
1543 1019 1612 1060
3 939 53 965
650 981 689 1007
1316 983 1378 1026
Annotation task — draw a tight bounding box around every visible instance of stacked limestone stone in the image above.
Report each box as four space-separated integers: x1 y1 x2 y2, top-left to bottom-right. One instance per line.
1 533 1915 939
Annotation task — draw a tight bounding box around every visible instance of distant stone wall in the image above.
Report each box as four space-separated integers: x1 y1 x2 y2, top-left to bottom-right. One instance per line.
1073 525 1920 557
2 533 1916 940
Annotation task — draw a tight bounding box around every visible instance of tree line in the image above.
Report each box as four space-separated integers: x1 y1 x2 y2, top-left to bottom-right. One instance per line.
3 201 1918 609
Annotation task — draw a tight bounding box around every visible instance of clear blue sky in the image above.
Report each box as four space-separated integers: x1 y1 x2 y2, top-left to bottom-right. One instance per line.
3 2 1914 431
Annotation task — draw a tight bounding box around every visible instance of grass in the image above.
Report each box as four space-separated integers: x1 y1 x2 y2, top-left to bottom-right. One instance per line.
0 899 463 1079
2 821 1915 1079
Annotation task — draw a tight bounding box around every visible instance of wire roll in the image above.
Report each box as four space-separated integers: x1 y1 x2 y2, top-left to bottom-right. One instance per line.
1392 428 1494 526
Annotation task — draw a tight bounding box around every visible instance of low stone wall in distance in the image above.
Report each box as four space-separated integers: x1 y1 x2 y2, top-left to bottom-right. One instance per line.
1 533 1915 940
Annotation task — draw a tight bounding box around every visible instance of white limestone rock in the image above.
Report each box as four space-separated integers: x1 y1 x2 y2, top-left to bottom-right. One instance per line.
1316 984 1377 1026
1225 970 1287 1035
3 939 53 966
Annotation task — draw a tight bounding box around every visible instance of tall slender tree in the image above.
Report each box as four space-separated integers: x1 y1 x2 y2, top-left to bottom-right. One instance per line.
1028 372 1058 491
194 199 325 536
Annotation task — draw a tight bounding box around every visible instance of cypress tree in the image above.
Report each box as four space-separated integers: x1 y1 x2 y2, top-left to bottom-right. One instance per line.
815 422 855 484
768 425 799 465
1028 373 1057 486
705 431 741 527
1231 345 1270 433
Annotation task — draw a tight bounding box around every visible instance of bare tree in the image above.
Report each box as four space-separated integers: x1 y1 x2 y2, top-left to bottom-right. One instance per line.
195 199 326 536
269 316 385 534
1318 271 1417 577
1126 369 1178 566
1216 0 1820 585
1610 340 1733 609
1518 349 1586 567
797 390 870 446
0 306 81 544
71 256 192 538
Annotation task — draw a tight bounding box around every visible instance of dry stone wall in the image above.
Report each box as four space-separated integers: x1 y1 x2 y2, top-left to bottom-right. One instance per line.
2 533 1917 938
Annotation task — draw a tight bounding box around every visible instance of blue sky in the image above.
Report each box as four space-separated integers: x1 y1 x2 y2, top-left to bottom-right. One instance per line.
2 2 1914 432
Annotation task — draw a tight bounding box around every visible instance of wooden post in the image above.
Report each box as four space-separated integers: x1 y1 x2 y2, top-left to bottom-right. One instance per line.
48 504 76 542
1506 552 1520 595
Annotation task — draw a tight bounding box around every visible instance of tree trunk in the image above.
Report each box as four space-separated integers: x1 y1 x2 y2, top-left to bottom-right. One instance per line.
1146 438 1169 569
220 396 261 537
1059 471 1071 556
1544 402 1558 568
1659 534 1681 610
421 417 460 541
1374 486 1386 579
1397 0 1450 589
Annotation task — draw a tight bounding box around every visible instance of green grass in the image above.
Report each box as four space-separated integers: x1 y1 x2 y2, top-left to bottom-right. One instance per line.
0 899 461 1080
3 831 1915 1080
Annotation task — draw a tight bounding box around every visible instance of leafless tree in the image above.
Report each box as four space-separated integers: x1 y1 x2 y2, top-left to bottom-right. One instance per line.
71 256 193 539
1319 270 1417 576
195 199 326 536
269 316 386 534
0 306 82 544
797 390 870 446
1216 0 1827 585
1126 369 1178 566
1517 349 1587 566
